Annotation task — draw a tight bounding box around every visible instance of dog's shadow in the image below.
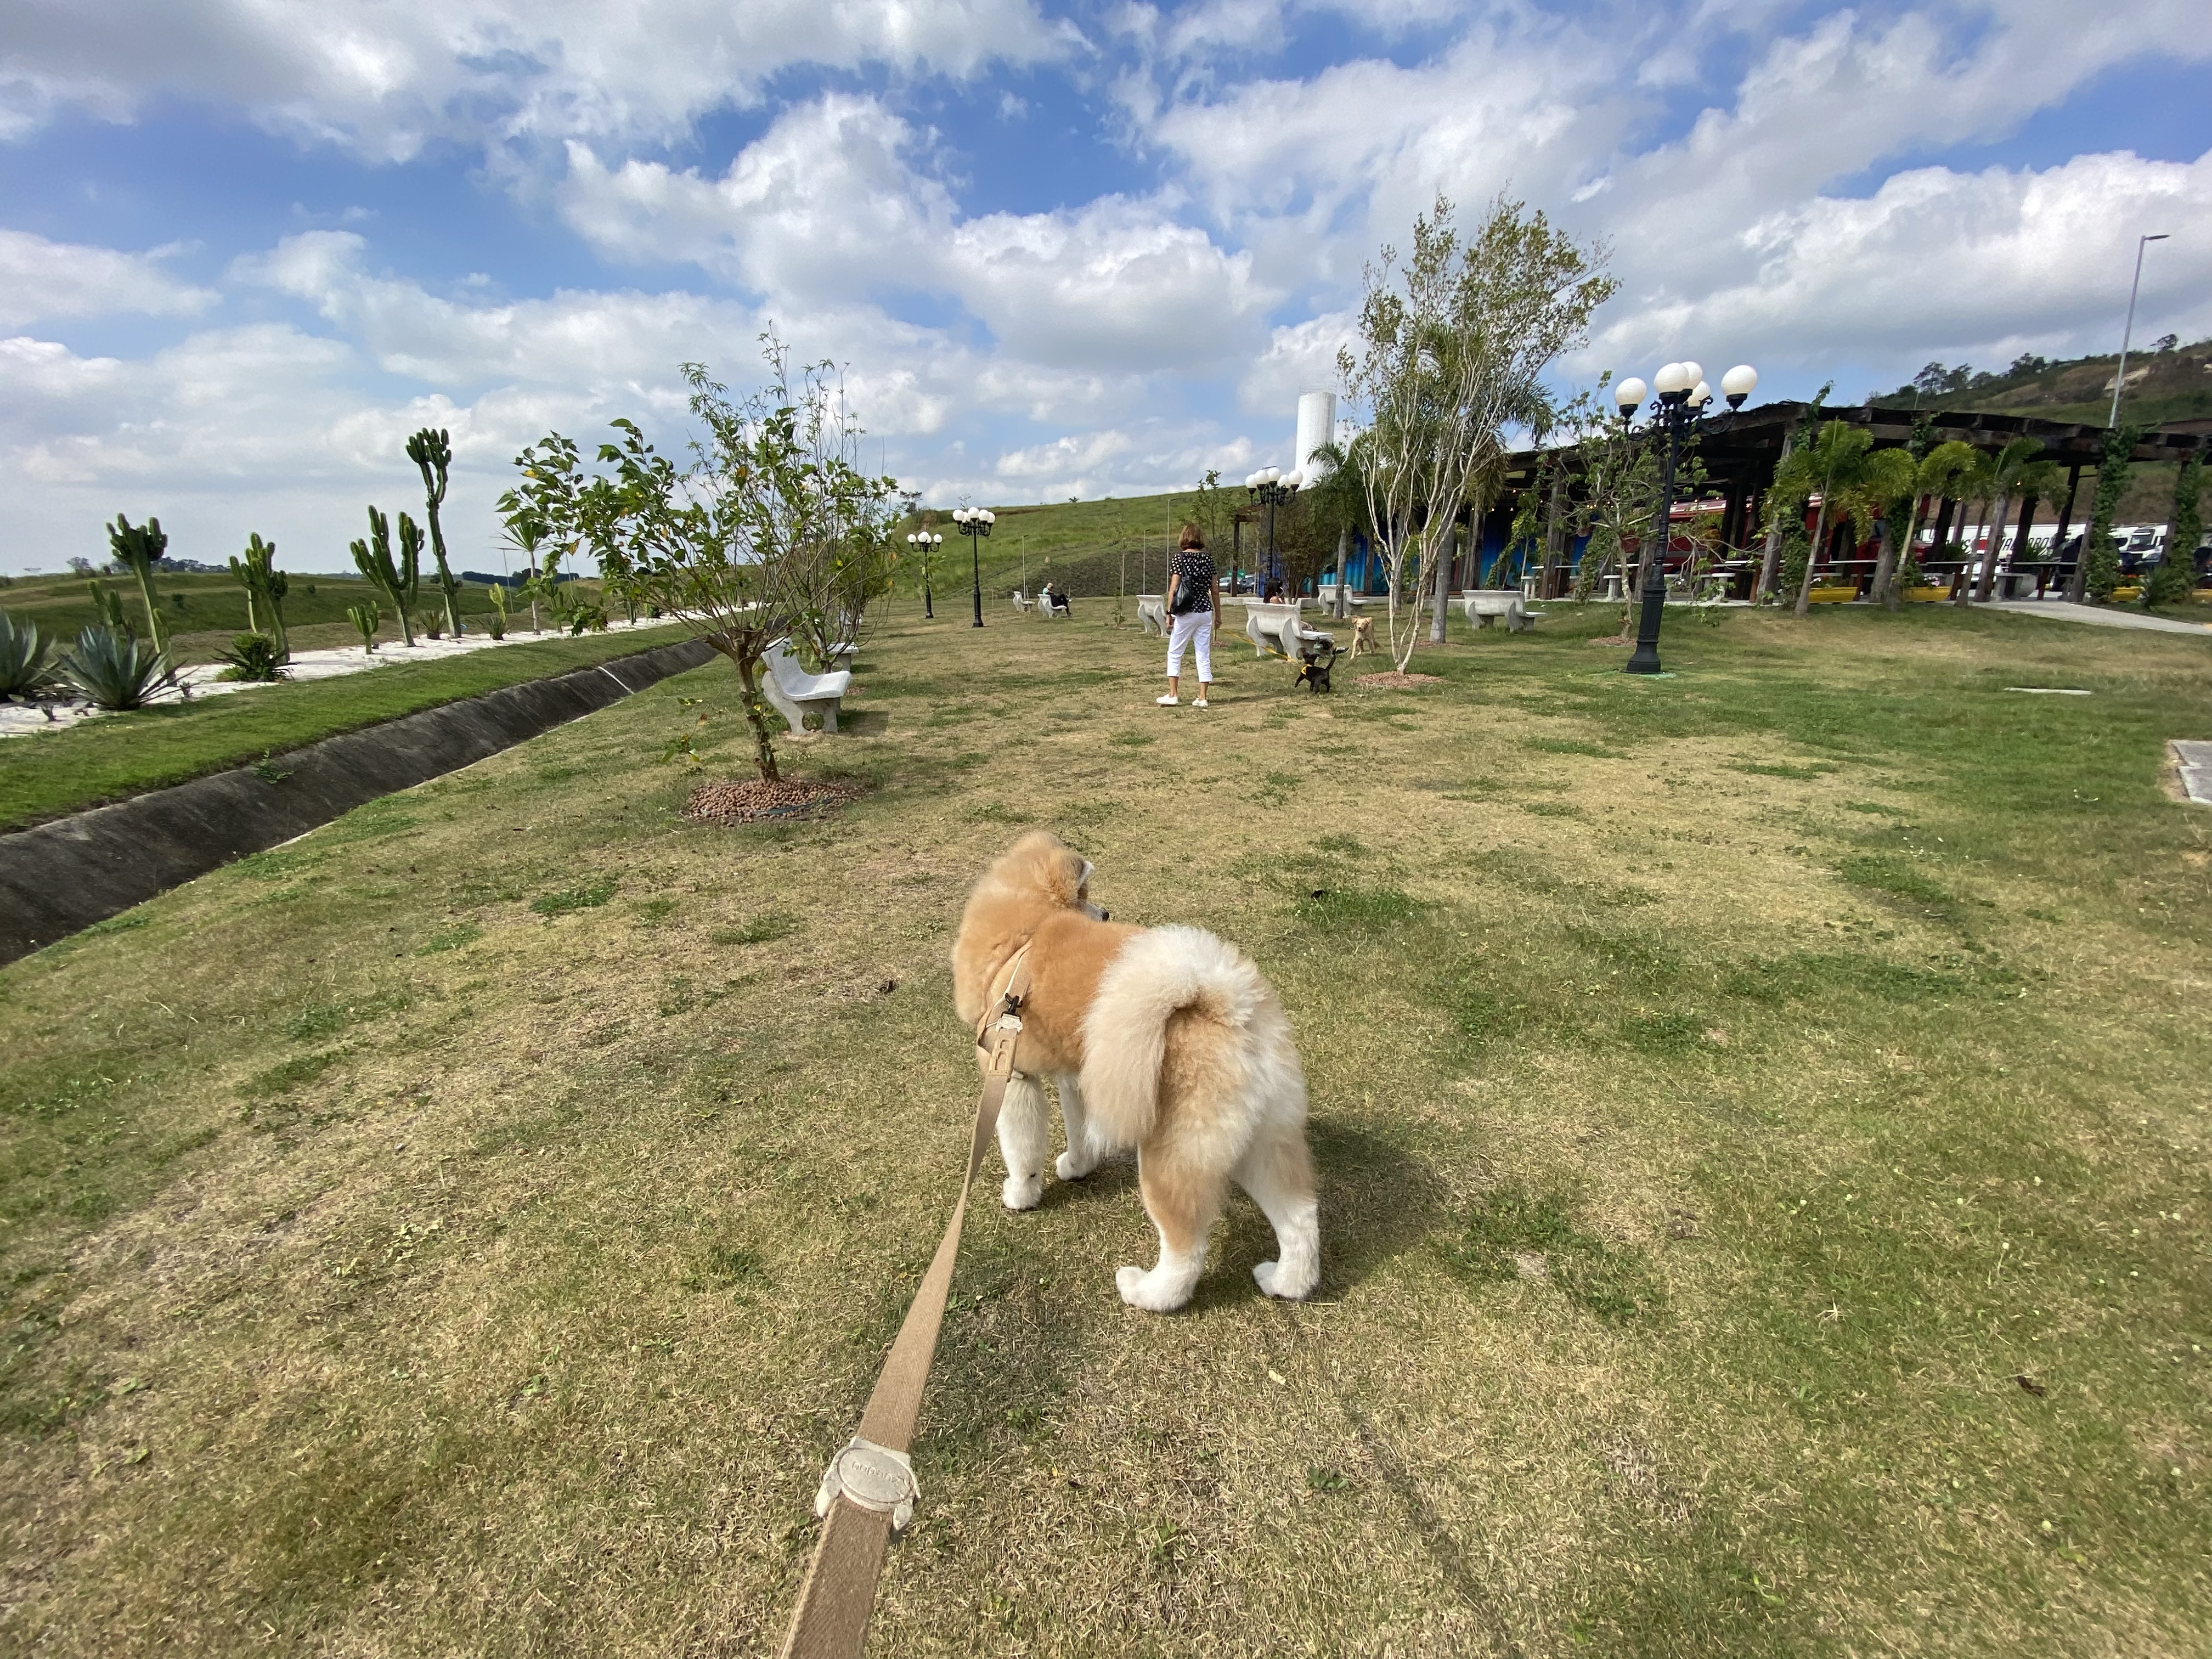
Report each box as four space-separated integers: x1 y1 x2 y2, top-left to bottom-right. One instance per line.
1037 1116 1444 1313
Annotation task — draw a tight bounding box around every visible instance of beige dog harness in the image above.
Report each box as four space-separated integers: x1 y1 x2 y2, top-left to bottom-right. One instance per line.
776 943 1033 1659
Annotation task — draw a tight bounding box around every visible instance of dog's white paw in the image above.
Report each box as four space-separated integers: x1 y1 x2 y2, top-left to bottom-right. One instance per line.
1054 1149 1097 1181
1254 1259 1318 1300
1001 1175 1043 1211
1116 1264 1192 1313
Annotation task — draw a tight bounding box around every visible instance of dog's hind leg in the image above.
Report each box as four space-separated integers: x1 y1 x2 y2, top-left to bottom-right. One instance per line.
1116 1146 1223 1313
1235 1125 1321 1300
997 1075 1049 1211
1053 1073 1101 1181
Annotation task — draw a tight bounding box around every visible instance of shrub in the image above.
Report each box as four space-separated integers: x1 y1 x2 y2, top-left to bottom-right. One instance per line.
0 610 55 699
60 624 178 710
215 632 287 682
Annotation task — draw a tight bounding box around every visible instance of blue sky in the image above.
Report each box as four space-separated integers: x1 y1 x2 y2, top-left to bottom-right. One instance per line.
1 0 2207 574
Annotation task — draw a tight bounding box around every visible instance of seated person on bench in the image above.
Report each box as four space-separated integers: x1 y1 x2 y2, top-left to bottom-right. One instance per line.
1039 582 1071 616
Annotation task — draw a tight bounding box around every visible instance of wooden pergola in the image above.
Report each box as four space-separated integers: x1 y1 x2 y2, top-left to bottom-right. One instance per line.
1468 402 2210 596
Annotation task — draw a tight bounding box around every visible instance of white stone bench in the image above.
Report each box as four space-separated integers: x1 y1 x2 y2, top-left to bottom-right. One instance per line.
1244 601 1306 658
1036 592 1068 620
762 638 851 733
1248 603 1335 663
1136 594 1167 635
1314 584 1368 610
1460 590 1532 633
1011 591 1032 612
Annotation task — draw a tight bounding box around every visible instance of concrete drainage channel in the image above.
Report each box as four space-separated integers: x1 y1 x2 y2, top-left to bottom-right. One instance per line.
0 636 716 965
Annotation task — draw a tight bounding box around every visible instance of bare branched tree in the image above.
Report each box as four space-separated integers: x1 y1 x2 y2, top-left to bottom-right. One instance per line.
1338 194 1616 672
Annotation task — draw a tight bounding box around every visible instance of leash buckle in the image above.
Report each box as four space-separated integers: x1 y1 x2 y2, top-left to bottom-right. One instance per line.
815 1437 919 1532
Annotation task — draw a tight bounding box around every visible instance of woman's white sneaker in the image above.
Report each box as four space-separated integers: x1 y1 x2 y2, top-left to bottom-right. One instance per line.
1192 695 1210 708
1156 693 1179 706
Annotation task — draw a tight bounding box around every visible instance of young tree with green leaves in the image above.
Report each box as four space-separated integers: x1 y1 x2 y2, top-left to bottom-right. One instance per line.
2143 452 2202 610
350 505 420 646
1338 194 1615 671
406 427 465 637
540 338 901 782
105 514 171 656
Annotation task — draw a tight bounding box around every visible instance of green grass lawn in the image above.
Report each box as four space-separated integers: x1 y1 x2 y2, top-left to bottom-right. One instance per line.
2 602 2208 1656
0 623 690 831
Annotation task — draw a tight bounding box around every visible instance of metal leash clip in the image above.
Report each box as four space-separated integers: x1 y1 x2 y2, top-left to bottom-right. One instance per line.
815 1437 920 1533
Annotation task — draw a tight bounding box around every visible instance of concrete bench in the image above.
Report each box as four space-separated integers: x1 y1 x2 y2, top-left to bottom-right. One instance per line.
1314 584 1368 610
1136 594 1167 635
762 638 850 733
1248 603 1335 663
1010 591 1033 612
1244 601 1307 658
1036 592 1068 620
1460 590 1532 633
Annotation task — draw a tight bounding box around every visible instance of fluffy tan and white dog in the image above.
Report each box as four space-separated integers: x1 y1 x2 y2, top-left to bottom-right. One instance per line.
952 832 1319 1312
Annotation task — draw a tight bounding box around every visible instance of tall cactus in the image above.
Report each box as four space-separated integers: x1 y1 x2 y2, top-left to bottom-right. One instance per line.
228 533 292 660
349 505 419 646
407 427 465 637
87 579 133 639
106 514 171 656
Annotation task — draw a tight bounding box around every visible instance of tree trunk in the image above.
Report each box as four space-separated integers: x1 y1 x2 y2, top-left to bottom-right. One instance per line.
1881 494 1926 610
1334 526 1350 619
722 636 782 783
129 563 170 656
1971 488 2011 603
1542 466 1565 599
1793 497 1831 616
1429 520 1457 643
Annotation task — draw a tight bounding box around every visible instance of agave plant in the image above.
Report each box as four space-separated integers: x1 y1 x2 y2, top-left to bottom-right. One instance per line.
0 610 56 699
61 623 179 710
214 631 287 682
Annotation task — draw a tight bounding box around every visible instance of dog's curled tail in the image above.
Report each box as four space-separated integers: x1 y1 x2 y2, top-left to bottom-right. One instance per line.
1077 924 1269 1153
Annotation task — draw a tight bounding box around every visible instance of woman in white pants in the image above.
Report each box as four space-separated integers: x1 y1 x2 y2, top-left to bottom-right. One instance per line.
1160 522 1218 708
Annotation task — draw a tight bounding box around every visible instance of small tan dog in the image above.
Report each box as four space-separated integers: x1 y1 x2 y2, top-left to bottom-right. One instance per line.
953 833 1319 1312
1348 614 1378 658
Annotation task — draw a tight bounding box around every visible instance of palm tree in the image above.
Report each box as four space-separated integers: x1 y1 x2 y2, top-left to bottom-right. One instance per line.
1878 441 1977 609
1944 451 1996 603
1846 448 1917 607
1965 437 2045 603
1302 437 1378 619
1773 422 1875 615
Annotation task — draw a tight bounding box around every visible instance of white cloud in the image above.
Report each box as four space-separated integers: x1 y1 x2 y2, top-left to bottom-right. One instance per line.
0 229 219 329
1 0 1077 161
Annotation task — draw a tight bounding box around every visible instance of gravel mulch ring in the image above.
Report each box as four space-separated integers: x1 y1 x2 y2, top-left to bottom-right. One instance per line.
1354 672 1446 690
685 776 862 825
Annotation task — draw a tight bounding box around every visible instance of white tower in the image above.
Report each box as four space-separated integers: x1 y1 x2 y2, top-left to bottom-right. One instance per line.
1295 390 1336 485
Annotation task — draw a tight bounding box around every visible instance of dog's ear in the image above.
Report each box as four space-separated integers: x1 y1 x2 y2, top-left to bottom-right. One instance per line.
1052 847 1090 906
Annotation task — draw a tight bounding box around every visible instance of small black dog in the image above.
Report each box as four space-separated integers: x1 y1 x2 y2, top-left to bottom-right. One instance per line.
1294 644 1345 693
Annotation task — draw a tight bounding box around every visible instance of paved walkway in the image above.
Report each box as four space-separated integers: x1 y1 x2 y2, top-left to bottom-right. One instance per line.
1984 599 2212 637
1 617 671 738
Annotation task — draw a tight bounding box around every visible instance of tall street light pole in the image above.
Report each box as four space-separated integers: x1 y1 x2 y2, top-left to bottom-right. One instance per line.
1244 466 1302 599
2109 232 2170 428
1621 360 1759 676
953 508 994 627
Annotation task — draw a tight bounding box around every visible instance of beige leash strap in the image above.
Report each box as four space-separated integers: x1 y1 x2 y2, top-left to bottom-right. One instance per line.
777 947 1032 1659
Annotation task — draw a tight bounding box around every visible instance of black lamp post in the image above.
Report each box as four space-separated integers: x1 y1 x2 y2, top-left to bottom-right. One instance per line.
1244 466 1302 599
905 529 942 618
953 508 994 627
1618 360 1758 675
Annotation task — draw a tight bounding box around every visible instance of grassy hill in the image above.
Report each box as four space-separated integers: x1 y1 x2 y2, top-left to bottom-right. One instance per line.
1869 339 2212 430
904 490 1227 606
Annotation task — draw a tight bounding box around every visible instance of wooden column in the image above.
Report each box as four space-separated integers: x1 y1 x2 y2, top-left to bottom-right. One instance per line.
2051 464 2083 594
2012 490 2038 592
